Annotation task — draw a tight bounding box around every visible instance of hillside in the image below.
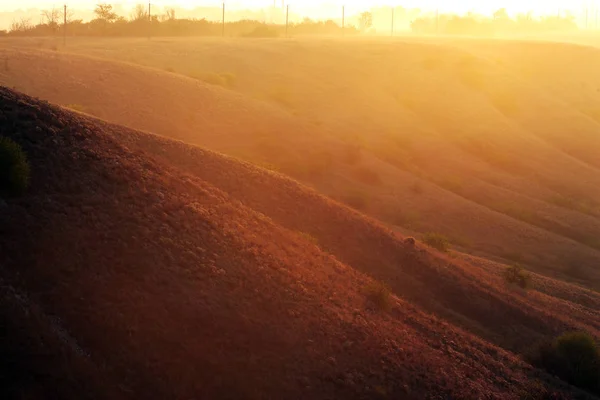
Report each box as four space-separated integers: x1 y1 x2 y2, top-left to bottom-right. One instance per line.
2 87 600 398
2 37 600 291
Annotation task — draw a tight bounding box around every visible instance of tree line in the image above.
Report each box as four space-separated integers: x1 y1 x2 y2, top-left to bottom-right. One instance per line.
3 3 357 38
411 9 578 35
1 4 580 38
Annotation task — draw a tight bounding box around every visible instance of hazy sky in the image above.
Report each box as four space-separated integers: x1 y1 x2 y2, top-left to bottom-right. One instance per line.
0 0 595 14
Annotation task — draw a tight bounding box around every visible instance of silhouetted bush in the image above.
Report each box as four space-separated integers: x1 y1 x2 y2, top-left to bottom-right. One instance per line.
503 264 531 289
530 332 600 394
422 232 450 252
365 281 392 312
0 137 30 196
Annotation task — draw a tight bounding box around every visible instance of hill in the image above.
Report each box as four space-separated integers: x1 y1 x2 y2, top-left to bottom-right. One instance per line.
2 87 600 398
2 37 600 291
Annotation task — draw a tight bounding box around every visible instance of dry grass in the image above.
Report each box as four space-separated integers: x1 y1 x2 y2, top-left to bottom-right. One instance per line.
3 87 595 399
2 37 600 288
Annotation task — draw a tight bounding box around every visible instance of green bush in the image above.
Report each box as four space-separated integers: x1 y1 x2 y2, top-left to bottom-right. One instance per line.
422 232 450 252
0 137 30 196
503 264 531 289
365 281 392 312
531 332 600 394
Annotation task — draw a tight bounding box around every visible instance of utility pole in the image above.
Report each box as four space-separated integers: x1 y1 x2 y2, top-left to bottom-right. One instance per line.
222 2 225 37
148 1 151 39
391 6 394 36
285 4 289 37
63 5 67 46
585 6 589 29
342 5 345 36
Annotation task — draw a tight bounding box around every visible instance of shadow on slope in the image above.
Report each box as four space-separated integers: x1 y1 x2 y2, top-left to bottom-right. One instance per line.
2 87 590 398
2 42 600 289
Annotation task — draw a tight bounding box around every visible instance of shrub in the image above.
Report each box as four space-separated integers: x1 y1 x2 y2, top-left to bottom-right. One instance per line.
422 232 450 252
0 137 30 196
503 264 531 289
531 332 600 394
365 281 392 312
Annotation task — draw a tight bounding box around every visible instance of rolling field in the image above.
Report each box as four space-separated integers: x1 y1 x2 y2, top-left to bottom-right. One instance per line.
2 34 600 398
2 36 600 288
1 84 598 400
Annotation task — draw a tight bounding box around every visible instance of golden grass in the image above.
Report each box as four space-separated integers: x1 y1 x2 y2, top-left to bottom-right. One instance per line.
2 37 600 289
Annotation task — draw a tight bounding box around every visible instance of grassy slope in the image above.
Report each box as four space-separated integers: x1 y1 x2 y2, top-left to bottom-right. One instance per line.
2 37 600 289
3 87 595 399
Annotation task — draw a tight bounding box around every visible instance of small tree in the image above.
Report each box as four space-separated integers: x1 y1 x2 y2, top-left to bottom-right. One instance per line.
10 17 33 34
0 137 30 196
359 11 373 32
95 3 117 22
41 8 61 33
131 4 148 22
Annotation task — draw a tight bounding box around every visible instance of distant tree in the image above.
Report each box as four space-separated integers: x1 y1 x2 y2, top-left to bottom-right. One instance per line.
131 4 148 22
493 8 509 21
359 11 373 32
94 3 117 23
64 7 76 24
165 8 176 21
41 8 61 32
10 17 33 33
94 3 117 35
